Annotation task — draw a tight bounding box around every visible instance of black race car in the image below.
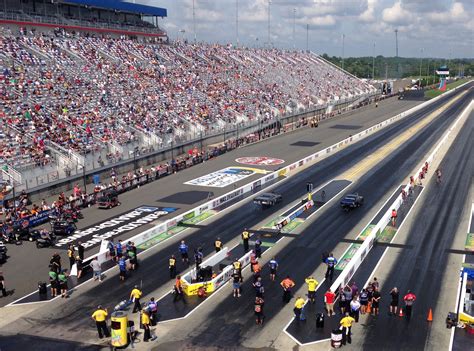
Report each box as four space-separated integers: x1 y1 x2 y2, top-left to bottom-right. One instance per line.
254 192 283 207
340 193 364 211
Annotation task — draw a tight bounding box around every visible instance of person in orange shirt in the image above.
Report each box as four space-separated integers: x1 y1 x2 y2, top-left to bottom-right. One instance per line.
173 275 184 302
280 276 296 303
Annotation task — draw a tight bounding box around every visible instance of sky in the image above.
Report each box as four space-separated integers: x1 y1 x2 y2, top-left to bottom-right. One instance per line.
141 0 474 59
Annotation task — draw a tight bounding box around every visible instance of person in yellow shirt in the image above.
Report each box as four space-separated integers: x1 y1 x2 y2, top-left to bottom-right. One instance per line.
169 255 176 279
242 229 250 252
294 296 306 321
91 305 110 338
214 237 222 252
305 276 319 304
130 285 142 313
340 312 356 345
141 309 152 342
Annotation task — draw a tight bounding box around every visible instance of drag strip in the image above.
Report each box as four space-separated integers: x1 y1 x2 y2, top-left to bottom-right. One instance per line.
358 108 474 350
176 88 473 348
2 86 471 345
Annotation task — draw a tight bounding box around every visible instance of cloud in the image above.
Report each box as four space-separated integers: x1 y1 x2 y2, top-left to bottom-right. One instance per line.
359 0 376 22
382 1 414 25
139 0 473 58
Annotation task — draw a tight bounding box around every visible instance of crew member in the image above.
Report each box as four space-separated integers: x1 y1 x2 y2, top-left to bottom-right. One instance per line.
242 228 250 252
371 287 381 315
294 296 306 321
254 237 262 258
118 256 127 281
67 244 75 269
325 253 337 281
91 305 110 339
255 296 264 325
141 309 152 342
340 312 355 345
305 276 319 304
147 297 158 326
350 297 361 322
179 240 189 264
324 289 336 316
173 275 184 302
107 239 116 261
130 285 143 313
391 209 397 226
232 270 241 298
253 276 264 298
116 240 123 259
169 255 177 279
194 247 203 271
48 269 58 298
58 270 68 298
268 257 278 281
214 237 222 252
403 290 416 317
77 241 84 261
233 259 242 280
280 275 296 303
389 287 399 315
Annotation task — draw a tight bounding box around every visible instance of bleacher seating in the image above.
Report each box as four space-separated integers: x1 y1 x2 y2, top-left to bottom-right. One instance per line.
0 27 376 170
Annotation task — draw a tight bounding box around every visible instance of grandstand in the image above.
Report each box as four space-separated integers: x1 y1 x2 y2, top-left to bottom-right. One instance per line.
0 1 377 191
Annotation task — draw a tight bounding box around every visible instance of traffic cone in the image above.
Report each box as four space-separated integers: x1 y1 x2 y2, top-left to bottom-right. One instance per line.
399 308 404 317
427 308 433 322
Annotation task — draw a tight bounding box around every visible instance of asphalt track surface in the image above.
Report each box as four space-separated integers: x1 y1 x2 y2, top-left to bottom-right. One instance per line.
174 87 474 349
358 113 474 350
0 87 471 351
0 96 421 306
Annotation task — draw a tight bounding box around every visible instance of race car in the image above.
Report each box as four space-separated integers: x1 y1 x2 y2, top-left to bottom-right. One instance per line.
253 192 283 207
340 193 364 211
97 190 120 209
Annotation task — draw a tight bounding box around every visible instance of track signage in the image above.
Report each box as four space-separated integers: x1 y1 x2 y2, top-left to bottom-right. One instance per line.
55 206 177 248
235 157 284 166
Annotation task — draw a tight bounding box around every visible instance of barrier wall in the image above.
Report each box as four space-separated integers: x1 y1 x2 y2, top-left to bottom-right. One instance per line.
82 81 472 271
330 97 474 294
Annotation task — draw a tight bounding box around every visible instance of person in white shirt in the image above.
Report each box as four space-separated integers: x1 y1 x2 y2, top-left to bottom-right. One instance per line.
350 297 361 323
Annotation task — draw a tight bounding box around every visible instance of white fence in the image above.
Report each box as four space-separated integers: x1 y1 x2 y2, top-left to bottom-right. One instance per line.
330 97 474 294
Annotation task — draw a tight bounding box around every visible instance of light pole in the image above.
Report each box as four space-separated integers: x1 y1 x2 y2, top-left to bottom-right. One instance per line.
342 33 345 70
372 42 376 79
419 47 424 87
267 0 271 47
306 24 309 52
192 0 196 43
292 8 296 50
236 0 239 47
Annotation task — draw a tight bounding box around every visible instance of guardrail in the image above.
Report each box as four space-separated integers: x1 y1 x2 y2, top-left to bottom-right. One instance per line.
85 81 472 270
329 97 474 295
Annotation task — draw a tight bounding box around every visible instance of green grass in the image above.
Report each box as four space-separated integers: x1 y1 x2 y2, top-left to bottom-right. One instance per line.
424 79 469 98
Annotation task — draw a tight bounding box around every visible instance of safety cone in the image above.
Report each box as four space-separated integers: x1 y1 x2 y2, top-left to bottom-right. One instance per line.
399 308 404 317
427 308 433 322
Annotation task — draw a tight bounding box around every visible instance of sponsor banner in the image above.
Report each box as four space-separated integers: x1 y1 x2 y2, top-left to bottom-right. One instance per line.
212 188 244 208
55 206 177 248
184 167 256 188
235 156 285 166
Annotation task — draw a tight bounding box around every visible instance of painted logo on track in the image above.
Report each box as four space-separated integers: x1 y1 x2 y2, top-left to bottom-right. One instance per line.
235 157 285 166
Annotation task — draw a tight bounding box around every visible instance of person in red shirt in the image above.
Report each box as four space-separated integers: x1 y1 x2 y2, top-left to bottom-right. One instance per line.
403 290 417 317
391 209 398 226
324 289 336 316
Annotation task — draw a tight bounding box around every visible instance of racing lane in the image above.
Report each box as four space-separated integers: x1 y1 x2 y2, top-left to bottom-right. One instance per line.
172 90 474 348
0 87 471 347
0 96 422 307
358 112 474 350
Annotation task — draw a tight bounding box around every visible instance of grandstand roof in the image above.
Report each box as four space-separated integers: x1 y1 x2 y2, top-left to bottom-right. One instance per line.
60 0 167 17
